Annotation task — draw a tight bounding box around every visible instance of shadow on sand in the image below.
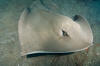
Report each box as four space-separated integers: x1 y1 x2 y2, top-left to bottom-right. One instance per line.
27 52 74 58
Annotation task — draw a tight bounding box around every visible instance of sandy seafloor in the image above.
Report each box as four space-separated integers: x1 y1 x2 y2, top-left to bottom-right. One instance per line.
0 0 100 66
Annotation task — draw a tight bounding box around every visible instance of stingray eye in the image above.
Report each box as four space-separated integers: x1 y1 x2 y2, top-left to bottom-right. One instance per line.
62 30 69 37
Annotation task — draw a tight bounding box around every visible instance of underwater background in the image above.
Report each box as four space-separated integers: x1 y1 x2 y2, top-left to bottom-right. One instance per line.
0 0 100 66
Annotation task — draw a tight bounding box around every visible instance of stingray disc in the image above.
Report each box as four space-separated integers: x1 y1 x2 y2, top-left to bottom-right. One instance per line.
18 8 93 56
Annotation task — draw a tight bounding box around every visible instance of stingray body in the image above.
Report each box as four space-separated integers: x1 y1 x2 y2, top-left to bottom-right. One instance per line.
18 8 93 56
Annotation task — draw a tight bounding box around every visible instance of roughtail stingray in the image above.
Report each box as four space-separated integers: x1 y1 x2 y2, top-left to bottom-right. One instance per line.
18 8 93 56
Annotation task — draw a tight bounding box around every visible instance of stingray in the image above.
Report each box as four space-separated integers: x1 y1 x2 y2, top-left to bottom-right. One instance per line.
18 8 93 56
